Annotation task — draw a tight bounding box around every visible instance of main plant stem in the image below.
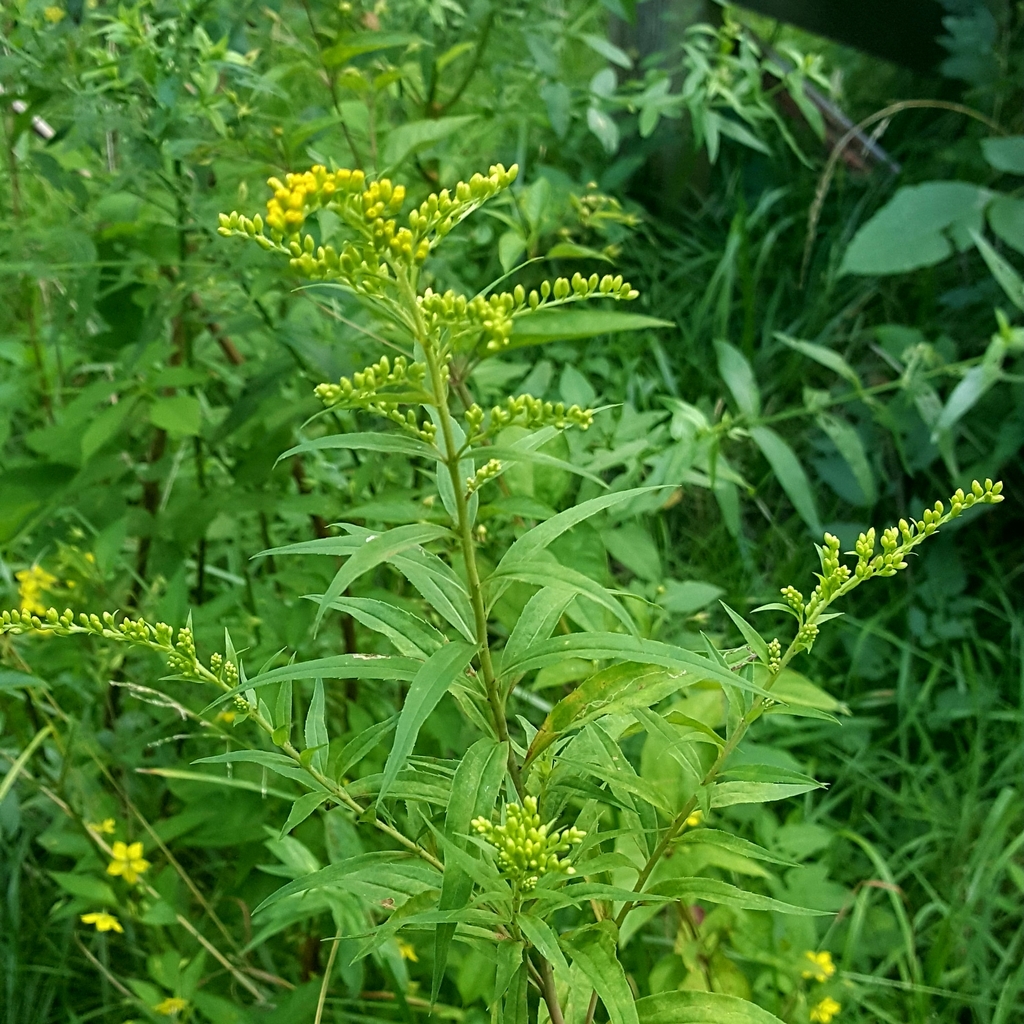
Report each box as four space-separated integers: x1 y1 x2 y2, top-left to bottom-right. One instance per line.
422 332 525 799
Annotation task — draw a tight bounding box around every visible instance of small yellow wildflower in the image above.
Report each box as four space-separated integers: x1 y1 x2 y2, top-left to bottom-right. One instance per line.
684 809 704 828
809 996 841 1024
153 997 188 1016
397 939 418 962
15 565 58 615
106 841 150 885
80 911 123 933
802 949 836 982
87 818 117 835
44 5 66 22
215 710 236 724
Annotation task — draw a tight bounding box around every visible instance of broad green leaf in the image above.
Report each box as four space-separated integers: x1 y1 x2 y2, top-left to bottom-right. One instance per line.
719 603 770 663
636 991 787 1024
778 334 862 387
658 580 724 616
494 940 525 1004
581 33 632 69
149 394 202 436
816 413 877 505
510 310 672 347
971 229 1024 311
561 922 639 1024
714 340 760 417
840 182 991 275
651 877 829 915
503 633 771 700
433 737 507 1000
321 32 419 67
277 432 438 464
748 426 822 534
676 828 798 867
527 664 688 765
496 486 667 571
304 679 328 774
204 654 420 711
313 523 452 631
982 135 1024 175
51 871 119 904
378 641 477 804
988 195 1024 255
384 115 478 167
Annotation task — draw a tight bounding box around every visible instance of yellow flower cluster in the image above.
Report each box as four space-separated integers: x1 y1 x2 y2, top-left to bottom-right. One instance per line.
801 949 836 982
15 564 58 615
107 840 151 885
81 911 123 933
154 997 189 1016
263 165 376 236
809 996 841 1023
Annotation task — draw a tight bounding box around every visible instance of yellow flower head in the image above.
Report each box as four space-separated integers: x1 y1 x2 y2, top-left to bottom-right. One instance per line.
88 818 117 835
397 939 418 962
802 949 836 982
153 997 188 1016
44 5 66 22
684 809 704 828
107 841 151 884
809 996 841 1024
15 565 58 615
81 911 123 933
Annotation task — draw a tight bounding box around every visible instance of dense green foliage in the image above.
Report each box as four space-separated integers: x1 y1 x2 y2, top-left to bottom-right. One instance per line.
1 2 1022 1024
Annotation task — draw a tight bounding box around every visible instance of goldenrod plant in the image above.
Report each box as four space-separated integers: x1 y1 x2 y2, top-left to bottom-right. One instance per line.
0 162 1006 1024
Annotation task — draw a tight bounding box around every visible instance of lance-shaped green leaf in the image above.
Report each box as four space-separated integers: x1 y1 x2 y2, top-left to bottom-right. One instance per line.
636 991 788 1024
304 678 328 774
492 562 637 637
276 431 438 465
502 634 771 700
719 603 770 664
279 792 330 838
503 586 575 674
510 309 673 348
432 737 507 1001
714 340 761 417
526 664 688 766
203 654 420 712
192 750 324 790
816 413 877 505
313 523 452 631
675 828 798 868
777 334 862 388
254 854 440 915
748 426 822 535
317 596 446 658
378 641 478 805
495 486 669 572
391 546 477 642
711 764 824 807
561 921 639 1024
518 915 570 978
650 877 829 915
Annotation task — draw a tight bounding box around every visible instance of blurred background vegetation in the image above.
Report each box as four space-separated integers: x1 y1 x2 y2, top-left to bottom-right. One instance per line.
1 0 1022 1021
